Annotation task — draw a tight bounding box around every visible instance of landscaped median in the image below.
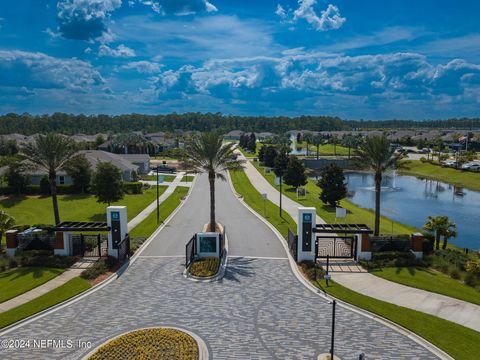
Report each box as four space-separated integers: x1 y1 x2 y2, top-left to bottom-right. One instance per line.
189 257 220 278
229 167 480 360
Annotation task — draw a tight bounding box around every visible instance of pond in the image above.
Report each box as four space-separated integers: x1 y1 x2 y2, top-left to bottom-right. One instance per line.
344 171 480 250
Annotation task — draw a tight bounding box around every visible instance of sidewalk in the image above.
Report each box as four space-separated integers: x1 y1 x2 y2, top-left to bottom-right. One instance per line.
239 153 480 332
128 172 187 231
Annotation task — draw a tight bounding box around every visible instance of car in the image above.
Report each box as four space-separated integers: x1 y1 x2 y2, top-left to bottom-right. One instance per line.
154 165 176 173
442 160 459 168
420 148 431 154
461 162 480 171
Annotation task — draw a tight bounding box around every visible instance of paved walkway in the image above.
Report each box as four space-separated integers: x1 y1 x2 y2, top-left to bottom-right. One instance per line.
0 173 440 359
128 172 186 231
240 153 480 332
0 269 83 313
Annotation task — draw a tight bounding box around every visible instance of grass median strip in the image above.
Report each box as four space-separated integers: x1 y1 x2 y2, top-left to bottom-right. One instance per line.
314 279 480 360
0 277 91 329
229 169 296 237
0 267 65 303
370 266 480 305
400 160 480 192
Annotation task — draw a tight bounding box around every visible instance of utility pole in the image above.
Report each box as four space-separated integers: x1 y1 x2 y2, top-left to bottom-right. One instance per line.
330 300 336 360
156 165 160 224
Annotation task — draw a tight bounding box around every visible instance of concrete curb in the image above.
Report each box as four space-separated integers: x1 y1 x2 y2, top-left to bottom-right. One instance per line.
227 171 452 360
0 175 199 337
81 326 209 360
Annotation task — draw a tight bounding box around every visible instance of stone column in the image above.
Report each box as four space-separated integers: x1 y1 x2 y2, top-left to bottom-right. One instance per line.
54 231 71 256
107 206 128 259
411 233 424 259
297 207 316 262
5 229 19 257
356 233 372 260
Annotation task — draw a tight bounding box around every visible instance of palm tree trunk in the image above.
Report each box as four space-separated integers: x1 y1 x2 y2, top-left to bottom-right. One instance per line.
374 171 382 236
209 171 216 232
442 236 447 250
435 232 440 250
49 171 60 225
348 146 351 159
316 144 319 160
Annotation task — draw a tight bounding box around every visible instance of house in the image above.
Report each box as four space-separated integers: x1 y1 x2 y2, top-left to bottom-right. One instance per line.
28 150 141 184
223 130 244 141
254 132 275 141
70 134 104 144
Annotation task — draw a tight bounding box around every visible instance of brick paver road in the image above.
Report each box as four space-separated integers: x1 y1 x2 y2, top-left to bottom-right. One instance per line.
0 175 439 360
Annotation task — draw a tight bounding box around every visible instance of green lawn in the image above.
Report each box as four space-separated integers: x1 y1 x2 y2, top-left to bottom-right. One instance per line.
252 161 416 235
0 186 167 226
181 175 195 182
129 187 189 245
314 279 480 360
400 160 480 192
370 267 480 305
237 142 262 157
229 169 296 238
0 277 91 329
302 143 350 156
141 174 176 182
0 267 65 303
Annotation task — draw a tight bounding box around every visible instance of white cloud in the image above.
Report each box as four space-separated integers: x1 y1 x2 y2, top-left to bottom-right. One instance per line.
293 1 345 31
98 44 136 57
121 60 163 73
275 4 287 18
56 0 122 41
0 50 104 91
133 0 217 15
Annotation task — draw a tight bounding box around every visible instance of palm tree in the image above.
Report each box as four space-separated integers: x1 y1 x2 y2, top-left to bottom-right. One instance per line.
22 133 77 225
312 135 323 160
182 132 244 232
423 215 456 250
0 210 15 245
354 135 402 236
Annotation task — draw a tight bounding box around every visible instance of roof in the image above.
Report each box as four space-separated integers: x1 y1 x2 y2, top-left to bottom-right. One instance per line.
79 150 139 172
70 134 103 143
225 130 244 136
313 223 373 234
53 221 110 232
118 154 150 163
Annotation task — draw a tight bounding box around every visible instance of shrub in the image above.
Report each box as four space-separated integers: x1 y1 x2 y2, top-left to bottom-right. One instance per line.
16 250 77 268
189 257 220 278
464 273 479 288
40 177 50 194
299 261 326 281
80 256 117 280
123 182 143 194
450 268 461 280
420 157 428 163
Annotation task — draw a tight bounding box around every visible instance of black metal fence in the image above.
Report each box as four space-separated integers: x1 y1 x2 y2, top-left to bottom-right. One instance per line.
185 234 196 268
219 226 226 259
118 235 130 263
287 228 297 261
370 236 411 252
71 234 108 258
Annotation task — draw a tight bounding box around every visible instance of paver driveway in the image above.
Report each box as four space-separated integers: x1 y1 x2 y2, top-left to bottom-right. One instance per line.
0 174 439 360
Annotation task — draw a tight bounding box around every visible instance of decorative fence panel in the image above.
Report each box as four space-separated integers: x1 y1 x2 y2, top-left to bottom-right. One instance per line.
287 228 297 261
185 235 196 268
370 236 411 252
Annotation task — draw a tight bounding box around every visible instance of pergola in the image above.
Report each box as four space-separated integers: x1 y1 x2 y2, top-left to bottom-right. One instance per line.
313 223 373 234
52 221 111 232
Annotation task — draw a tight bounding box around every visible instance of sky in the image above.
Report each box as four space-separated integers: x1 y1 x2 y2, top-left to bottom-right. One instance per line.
0 0 480 120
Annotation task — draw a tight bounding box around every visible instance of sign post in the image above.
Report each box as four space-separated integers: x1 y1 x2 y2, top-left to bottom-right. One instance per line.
261 193 267 217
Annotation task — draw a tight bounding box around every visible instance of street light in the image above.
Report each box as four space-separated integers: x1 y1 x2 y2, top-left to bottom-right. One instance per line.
330 300 336 360
156 165 160 224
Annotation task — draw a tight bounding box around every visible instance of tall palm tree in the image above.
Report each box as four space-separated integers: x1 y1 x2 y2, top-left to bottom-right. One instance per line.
312 135 323 160
423 215 456 250
354 135 402 236
442 220 457 250
182 132 244 232
22 134 77 225
0 210 15 246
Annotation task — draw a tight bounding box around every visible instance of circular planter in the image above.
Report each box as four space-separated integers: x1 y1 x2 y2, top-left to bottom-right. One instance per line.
84 327 208 360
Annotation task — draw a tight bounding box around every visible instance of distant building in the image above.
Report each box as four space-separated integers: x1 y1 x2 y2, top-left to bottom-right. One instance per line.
223 130 244 141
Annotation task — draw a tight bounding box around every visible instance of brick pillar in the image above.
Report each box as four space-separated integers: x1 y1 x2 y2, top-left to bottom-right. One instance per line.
356 233 372 260
411 233 424 259
54 231 70 256
5 229 19 257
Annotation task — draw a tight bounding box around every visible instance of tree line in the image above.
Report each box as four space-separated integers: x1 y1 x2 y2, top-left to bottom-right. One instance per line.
0 113 478 135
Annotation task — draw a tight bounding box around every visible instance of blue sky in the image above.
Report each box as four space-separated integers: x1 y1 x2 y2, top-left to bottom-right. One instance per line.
1 0 480 119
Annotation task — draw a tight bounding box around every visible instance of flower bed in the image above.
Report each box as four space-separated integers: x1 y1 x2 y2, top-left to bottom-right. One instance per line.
189 257 220 278
88 328 198 360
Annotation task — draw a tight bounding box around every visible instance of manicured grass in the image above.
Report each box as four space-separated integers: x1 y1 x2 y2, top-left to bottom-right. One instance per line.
302 143 350 156
0 186 167 226
142 174 176 182
229 169 296 238
313 279 480 360
400 160 480 192
252 161 416 235
129 187 189 249
189 257 220 277
0 267 65 303
181 175 195 182
370 267 480 305
89 328 198 360
0 277 91 329
237 142 262 157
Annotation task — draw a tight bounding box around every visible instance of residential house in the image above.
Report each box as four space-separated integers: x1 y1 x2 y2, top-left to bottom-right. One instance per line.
223 130 244 141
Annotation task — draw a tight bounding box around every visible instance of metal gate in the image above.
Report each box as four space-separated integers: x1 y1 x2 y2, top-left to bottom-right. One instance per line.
315 236 356 260
71 234 108 258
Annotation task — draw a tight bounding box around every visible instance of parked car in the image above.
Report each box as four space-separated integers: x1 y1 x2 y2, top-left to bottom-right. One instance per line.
420 148 431 154
461 162 480 171
154 165 176 173
442 160 460 168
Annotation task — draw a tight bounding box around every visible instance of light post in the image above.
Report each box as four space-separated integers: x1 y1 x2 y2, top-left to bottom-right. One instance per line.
330 300 336 360
279 175 283 218
156 165 160 224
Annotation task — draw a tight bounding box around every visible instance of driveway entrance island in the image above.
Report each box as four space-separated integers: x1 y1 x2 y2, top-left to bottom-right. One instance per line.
0 175 439 360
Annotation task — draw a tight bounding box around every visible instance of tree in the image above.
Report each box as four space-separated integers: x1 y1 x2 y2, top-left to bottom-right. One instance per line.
423 215 456 250
354 135 402 236
343 135 358 159
283 156 308 190
95 134 106 147
330 135 339 156
303 132 312 157
247 133 256 153
317 164 347 207
311 135 323 160
92 161 124 206
0 137 19 156
0 210 15 245
263 146 278 168
5 162 30 195
64 154 93 193
21 134 77 224
273 149 289 178
182 132 244 231
258 144 267 163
